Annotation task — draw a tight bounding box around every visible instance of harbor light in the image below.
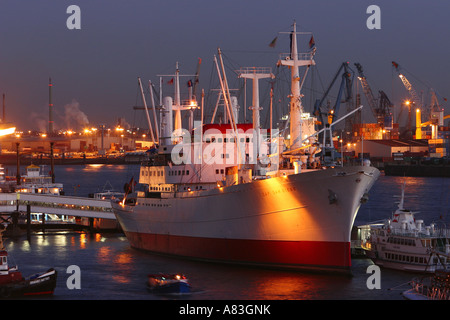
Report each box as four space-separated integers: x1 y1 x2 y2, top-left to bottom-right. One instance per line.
0 126 16 136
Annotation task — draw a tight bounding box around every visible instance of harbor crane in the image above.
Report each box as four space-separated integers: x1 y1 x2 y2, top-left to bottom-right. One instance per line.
313 62 354 130
354 63 393 129
392 61 449 139
392 61 424 138
392 61 422 110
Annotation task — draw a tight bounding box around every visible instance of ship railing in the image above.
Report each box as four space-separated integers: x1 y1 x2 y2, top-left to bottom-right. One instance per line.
238 67 273 74
279 52 314 61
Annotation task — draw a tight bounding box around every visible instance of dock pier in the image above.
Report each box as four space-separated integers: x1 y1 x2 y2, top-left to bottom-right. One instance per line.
0 193 119 235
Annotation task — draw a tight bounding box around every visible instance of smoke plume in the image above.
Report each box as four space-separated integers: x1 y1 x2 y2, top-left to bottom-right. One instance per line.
63 99 89 129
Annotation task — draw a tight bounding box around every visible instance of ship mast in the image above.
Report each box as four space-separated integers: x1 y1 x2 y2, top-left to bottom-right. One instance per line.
278 22 316 151
238 67 274 165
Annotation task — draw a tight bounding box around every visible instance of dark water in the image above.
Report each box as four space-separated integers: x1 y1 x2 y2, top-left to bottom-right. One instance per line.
2 164 450 302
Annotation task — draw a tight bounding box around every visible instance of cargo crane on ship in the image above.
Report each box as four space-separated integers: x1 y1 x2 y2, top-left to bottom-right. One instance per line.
354 63 393 137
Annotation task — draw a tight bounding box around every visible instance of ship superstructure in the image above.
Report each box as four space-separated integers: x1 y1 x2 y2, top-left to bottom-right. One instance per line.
112 22 380 273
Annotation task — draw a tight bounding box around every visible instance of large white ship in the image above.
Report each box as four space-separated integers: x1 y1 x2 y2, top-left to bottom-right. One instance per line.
112 23 380 273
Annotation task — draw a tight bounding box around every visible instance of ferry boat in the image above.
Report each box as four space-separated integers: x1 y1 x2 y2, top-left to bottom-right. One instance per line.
361 183 450 273
112 22 380 274
15 164 63 195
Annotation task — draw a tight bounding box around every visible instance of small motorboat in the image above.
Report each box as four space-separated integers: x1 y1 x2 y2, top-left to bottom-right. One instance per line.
0 229 57 298
147 273 191 295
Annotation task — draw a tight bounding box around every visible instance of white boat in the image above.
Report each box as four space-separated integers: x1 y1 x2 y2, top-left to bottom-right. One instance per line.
360 183 450 273
15 164 63 195
90 181 124 201
112 22 380 274
80 181 123 231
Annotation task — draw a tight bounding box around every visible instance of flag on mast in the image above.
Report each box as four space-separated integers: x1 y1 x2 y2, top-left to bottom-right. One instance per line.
309 35 315 49
268 36 278 48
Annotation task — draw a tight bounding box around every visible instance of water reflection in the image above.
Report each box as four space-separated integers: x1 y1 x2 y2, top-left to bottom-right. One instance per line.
236 271 350 300
112 252 134 284
83 164 105 171
97 246 111 263
357 175 450 225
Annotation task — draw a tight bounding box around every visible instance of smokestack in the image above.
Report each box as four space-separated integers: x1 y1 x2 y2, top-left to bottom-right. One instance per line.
48 78 54 134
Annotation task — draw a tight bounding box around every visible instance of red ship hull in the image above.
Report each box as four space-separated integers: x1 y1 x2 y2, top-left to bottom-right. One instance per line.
125 231 351 273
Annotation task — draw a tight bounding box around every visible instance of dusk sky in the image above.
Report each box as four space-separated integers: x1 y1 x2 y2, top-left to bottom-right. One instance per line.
1 0 449 132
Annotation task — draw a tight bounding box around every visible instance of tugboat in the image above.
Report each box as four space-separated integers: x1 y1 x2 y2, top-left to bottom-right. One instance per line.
0 228 57 298
147 273 191 295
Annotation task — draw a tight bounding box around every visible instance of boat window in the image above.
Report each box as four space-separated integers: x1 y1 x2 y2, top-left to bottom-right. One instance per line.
186 170 189 175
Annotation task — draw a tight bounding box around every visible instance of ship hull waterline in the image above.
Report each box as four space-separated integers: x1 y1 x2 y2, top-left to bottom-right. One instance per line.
113 166 380 274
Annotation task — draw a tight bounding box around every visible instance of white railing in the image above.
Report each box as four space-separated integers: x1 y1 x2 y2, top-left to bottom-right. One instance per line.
279 52 314 61
238 67 272 75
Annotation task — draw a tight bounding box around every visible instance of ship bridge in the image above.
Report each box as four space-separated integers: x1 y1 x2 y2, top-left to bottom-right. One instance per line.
0 193 115 220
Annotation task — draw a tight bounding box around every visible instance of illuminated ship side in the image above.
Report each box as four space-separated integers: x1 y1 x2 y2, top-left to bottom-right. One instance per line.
112 22 380 273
